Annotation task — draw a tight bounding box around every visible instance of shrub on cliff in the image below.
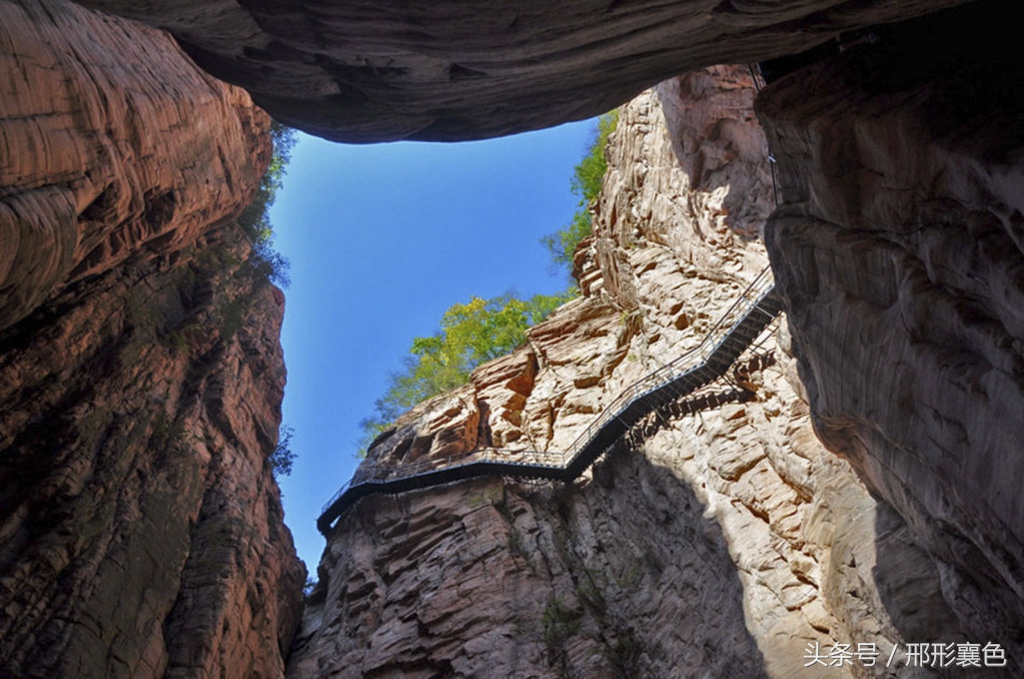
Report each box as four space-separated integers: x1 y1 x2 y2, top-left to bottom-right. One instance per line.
541 110 618 280
215 122 295 340
359 291 571 453
268 424 295 478
237 121 296 288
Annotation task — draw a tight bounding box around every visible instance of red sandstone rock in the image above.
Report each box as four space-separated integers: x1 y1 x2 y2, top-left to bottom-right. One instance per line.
0 228 305 678
290 70 969 678
757 4 1024 664
0 0 271 332
0 0 304 676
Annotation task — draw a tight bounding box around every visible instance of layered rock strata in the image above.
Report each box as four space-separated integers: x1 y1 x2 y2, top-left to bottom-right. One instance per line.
758 2 1024 666
0 230 305 678
72 0 969 142
0 0 305 676
0 0 271 331
291 69 980 678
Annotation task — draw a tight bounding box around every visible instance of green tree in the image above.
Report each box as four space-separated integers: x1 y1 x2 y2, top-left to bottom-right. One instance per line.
359 291 571 453
541 110 618 279
268 424 295 478
238 121 297 288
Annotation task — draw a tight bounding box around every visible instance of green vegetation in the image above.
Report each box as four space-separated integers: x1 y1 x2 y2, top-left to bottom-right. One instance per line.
211 121 296 342
542 597 583 661
603 633 643 678
237 121 296 289
541 110 618 279
269 425 296 478
357 112 619 456
359 291 571 452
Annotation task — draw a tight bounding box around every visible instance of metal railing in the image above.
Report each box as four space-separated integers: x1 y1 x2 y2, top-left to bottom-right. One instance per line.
319 447 566 515
319 65 786 530
556 266 775 470
319 268 779 527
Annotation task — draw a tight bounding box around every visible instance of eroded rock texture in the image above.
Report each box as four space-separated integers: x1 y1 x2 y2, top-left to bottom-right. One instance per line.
0 230 305 678
0 0 271 331
291 71 983 678
0 0 305 676
72 0 969 142
759 2 1024 666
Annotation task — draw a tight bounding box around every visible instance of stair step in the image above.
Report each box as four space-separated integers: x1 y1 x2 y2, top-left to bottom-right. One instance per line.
320 279 783 531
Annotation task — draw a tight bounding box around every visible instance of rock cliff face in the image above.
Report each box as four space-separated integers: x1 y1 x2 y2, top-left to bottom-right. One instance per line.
291 69 989 677
759 2 1024 662
0 1 304 676
3 0 1022 675
71 0 969 142
0 0 270 332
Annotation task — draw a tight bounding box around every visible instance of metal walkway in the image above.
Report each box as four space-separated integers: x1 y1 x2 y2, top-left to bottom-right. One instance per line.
317 267 782 534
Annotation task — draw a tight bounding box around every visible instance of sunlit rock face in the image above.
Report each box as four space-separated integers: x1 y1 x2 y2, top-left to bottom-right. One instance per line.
0 0 305 676
0 0 270 332
758 1 1024 663
72 0 969 142
290 71 977 678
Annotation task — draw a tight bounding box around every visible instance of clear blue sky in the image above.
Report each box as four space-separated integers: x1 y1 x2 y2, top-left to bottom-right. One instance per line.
271 120 599 572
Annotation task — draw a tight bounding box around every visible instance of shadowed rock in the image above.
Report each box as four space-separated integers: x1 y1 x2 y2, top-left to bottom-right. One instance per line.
759 2 1024 666
74 0 969 142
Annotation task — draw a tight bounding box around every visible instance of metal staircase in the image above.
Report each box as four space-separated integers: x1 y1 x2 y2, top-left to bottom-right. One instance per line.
317 267 782 534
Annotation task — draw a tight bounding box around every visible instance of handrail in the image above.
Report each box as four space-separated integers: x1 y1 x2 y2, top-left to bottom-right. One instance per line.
556 267 774 469
318 66 786 533
318 268 782 532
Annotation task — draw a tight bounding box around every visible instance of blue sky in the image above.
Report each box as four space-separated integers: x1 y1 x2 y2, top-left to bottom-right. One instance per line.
271 120 599 571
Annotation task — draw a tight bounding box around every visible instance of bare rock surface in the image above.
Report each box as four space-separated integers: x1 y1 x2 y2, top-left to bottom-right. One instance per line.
71 0 969 142
0 227 305 678
0 1 305 676
0 0 270 332
758 2 1024 666
291 69 979 677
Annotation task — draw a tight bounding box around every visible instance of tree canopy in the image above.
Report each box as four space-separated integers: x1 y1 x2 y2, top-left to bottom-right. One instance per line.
358 111 618 455
359 291 571 452
541 110 618 279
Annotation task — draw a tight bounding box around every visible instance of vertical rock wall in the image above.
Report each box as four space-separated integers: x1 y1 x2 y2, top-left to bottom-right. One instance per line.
0 231 305 678
291 68 979 677
758 3 1024 666
0 0 305 675
0 0 270 331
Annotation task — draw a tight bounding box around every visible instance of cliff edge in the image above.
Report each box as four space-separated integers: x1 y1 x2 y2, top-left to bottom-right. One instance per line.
0 1 305 676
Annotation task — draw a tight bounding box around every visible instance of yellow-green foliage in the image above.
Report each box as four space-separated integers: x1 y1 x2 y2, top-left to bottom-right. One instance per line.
359 291 572 453
541 110 618 279
358 114 619 456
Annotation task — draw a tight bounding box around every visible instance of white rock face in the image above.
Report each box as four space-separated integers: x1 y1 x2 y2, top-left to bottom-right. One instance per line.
290 68 983 678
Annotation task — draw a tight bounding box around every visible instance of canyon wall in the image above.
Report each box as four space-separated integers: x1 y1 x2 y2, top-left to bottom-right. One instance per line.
0 0 304 676
2 0 1021 675
291 69 990 678
758 2 1024 663
71 0 969 142
0 0 271 332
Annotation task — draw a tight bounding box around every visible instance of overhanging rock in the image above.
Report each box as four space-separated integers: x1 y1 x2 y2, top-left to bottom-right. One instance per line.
75 0 969 142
